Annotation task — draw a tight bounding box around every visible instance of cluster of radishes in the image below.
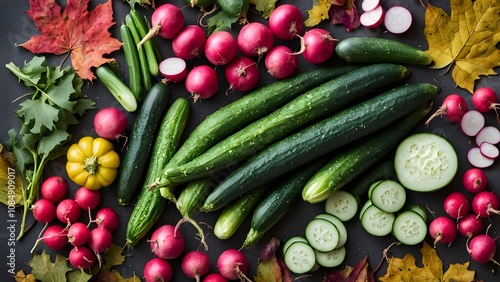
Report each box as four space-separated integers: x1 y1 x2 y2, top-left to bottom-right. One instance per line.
30 176 120 269
359 0 412 33
144 224 251 282
150 3 336 101
429 168 500 265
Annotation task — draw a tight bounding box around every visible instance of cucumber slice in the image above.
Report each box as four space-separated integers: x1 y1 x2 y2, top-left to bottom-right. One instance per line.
314 246 346 268
392 210 427 245
369 179 406 213
314 213 348 249
324 190 358 221
360 204 395 236
406 204 428 222
283 236 308 256
367 180 383 199
359 199 373 221
305 218 340 252
394 133 458 192
283 241 316 274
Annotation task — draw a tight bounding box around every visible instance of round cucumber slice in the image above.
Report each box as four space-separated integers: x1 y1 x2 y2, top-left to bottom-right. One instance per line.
394 133 458 192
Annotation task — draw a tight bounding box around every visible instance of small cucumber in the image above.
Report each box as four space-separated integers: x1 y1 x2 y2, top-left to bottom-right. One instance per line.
95 65 137 112
120 24 142 100
130 9 159 76
335 37 433 65
175 177 215 218
125 13 153 92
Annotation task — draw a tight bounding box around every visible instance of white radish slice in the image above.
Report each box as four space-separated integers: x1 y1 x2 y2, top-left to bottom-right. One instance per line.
460 110 485 137
159 57 188 83
360 5 385 29
480 142 499 159
475 126 500 146
468 147 495 168
362 0 380 12
384 6 412 34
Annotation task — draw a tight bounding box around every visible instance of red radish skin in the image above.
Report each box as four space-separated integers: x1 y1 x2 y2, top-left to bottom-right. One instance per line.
300 28 335 64
144 258 174 282
69 245 97 269
425 94 469 125
475 126 500 146
237 22 274 58
185 65 219 102
88 227 113 254
458 214 483 238
466 234 500 265
362 0 381 12
225 56 260 93
472 191 500 218
268 4 304 41
265 46 299 80
172 25 206 60
56 199 81 225
463 168 488 194
181 250 211 281
468 147 495 168
428 216 458 247
216 249 250 281
151 4 184 39
40 176 68 203
384 6 412 34
149 224 185 260
93 107 128 140
67 222 90 246
95 207 120 232
203 273 229 282
472 87 500 122
42 225 68 251
204 31 238 66
460 110 485 137
159 57 188 83
443 192 470 219
32 199 56 223
74 187 101 211
360 5 385 29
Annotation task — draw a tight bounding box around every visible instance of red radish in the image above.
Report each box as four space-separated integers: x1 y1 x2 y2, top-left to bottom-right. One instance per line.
300 28 335 64
268 4 304 40
69 245 97 269
472 190 500 218
74 187 101 211
172 25 206 60
443 192 470 219
159 57 188 83
467 147 495 168
463 168 488 194
204 31 238 66
203 273 228 282
56 199 81 225
472 87 500 120
67 222 90 246
265 46 299 80
237 22 274 58
88 227 114 254
32 199 56 223
148 4 184 41
480 142 499 159
225 56 260 93
460 110 485 137
362 0 381 12
458 214 483 238
94 107 128 140
144 258 174 282
40 176 68 203
181 250 211 281
428 216 458 247
466 234 500 264
149 224 185 260
94 207 120 232
42 225 68 251
216 249 250 281
185 65 219 102
425 94 468 125
475 126 500 146
360 5 385 29
384 6 412 34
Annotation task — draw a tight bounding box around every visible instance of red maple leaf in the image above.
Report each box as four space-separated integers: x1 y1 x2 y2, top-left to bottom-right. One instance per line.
20 0 122 81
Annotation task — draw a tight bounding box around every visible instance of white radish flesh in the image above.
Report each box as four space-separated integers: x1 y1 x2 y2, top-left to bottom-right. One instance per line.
480 142 499 159
360 5 385 29
362 0 381 12
384 6 412 34
460 110 485 137
159 57 188 83
468 147 495 168
476 126 500 146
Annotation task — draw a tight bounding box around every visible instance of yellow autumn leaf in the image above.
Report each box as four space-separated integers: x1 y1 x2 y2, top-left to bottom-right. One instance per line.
424 0 500 93
304 0 332 27
249 0 278 18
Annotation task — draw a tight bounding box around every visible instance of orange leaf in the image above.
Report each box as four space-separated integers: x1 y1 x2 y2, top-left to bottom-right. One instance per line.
20 0 122 81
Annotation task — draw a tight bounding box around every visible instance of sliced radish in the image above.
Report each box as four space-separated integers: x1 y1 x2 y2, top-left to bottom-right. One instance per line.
159 57 188 83
384 6 412 34
480 142 499 159
468 147 495 168
475 126 500 146
362 0 381 12
360 5 385 29
461 110 485 137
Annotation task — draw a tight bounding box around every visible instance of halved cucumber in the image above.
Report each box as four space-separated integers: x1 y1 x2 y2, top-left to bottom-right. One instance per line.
305 218 339 253
283 241 316 274
394 133 458 192
369 179 406 213
392 210 427 245
314 213 348 249
314 246 346 268
324 190 358 222
360 204 395 236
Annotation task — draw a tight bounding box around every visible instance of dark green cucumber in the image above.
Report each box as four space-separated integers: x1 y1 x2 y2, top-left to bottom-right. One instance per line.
201 83 438 212
120 24 142 100
175 177 215 218
243 157 330 248
130 9 159 76
349 159 395 201
125 98 190 246
335 37 433 65
161 63 409 186
125 13 153 92
117 81 171 205
302 102 432 204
